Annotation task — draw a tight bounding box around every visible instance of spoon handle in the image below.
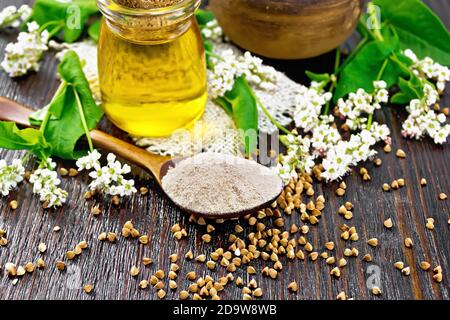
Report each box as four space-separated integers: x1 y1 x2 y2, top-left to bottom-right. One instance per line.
89 130 170 180
0 96 170 181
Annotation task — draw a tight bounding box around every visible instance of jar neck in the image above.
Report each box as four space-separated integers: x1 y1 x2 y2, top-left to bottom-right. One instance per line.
97 0 201 44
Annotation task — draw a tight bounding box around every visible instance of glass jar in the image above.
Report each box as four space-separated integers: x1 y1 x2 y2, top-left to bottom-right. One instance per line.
209 0 362 59
97 0 207 137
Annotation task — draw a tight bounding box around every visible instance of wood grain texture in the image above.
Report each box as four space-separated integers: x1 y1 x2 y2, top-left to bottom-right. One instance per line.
0 0 449 300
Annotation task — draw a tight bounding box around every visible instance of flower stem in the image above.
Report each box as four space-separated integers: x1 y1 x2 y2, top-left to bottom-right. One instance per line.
21 151 31 165
322 48 341 115
205 50 223 61
367 58 389 130
73 86 94 152
0 12 22 29
39 81 67 135
334 47 341 74
367 2 384 42
251 90 292 136
38 20 63 33
376 58 389 81
336 37 368 75
48 24 64 38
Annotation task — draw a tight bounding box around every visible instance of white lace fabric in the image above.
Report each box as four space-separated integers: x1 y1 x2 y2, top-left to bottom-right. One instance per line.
57 41 302 157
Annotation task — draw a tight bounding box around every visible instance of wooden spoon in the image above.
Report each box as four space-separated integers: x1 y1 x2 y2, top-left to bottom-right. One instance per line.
0 97 282 219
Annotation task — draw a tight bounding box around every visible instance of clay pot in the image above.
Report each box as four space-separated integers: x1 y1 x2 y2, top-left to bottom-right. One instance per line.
209 0 363 59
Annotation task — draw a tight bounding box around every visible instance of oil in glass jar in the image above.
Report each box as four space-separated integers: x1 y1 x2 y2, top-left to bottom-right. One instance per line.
97 0 207 137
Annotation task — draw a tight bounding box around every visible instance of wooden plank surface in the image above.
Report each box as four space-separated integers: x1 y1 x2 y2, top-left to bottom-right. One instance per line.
0 0 449 300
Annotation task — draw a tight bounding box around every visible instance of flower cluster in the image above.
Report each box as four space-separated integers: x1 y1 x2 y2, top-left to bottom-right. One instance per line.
29 159 68 208
310 120 341 157
201 19 223 42
398 49 450 144
0 159 25 196
275 134 315 184
0 5 31 29
404 49 450 93
402 90 450 144
321 123 390 181
293 82 333 132
208 49 278 98
275 79 391 183
76 150 137 197
1 22 50 77
337 81 389 130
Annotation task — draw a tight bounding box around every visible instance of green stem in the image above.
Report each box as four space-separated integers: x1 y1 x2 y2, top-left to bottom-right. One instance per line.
367 2 384 41
205 51 223 60
376 58 388 81
73 86 94 152
38 20 64 33
252 91 292 136
322 82 336 116
47 24 64 38
322 48 341 115
334 48 341 74
21 151 31 165
39 81 67 135
389 53 412 75
0 12 22 29
336 37 368 75
366 58 389 130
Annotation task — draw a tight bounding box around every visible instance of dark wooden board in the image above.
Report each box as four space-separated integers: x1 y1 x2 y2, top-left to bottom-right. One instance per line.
0 0 449 300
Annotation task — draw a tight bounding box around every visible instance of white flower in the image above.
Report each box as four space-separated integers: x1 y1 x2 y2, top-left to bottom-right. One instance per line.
433 126 450 144
375 89 389 103
275 135 316 184
201 19 223 42
81 150 138 197
370 122 390 142
405 49 450 93
1 22 50 77
0 159 25 196
0 5 31 29
121 179 137 196
273 163 298 185
207 50 278 98
29 161 68 208
76 149 102 171
403 49 418 62
321 144 353 181
293 84 332 132
402 92 449 144
373 80 387 89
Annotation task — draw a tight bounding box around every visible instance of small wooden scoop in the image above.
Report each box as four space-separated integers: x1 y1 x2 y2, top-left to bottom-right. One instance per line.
0 97 282 219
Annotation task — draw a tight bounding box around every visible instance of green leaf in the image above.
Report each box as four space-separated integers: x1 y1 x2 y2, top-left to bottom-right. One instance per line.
390 92 411 104
0 122 51 159
305 71 330 83
88 18 101 42
334 40 396 101
373 0 450 65
391 73 424 104
33 51 103 160
215 76 258 155
0 122 40 150
29 105 53 126
195 9 215 26
30 0 98 43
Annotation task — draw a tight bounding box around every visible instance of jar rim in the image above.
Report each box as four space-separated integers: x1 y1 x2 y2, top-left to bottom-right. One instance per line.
97 0 201 16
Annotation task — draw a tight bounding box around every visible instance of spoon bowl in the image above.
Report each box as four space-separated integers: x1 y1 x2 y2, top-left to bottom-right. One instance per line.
0 97 283 219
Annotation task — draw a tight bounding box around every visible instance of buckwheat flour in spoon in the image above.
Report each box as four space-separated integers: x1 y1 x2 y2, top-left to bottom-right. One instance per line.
161 153 283 217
